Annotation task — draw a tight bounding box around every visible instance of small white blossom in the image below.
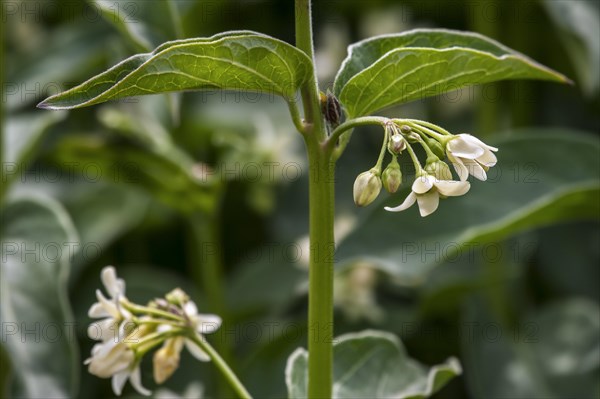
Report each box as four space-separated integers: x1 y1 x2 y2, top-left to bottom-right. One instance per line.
385 173 470 217
153 293 222 383
87 266 131 342
446 134 498 181
84 339 150 396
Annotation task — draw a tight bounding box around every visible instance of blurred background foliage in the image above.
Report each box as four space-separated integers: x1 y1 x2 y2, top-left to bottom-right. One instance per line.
1 0 599 398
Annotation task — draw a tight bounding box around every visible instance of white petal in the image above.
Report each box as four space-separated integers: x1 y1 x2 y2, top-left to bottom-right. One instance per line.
96 289 121 319
416 191 439 217
88 318 117 341
111 370 129 396
195 314 222 334
129 366 152 396
184 337 210 362
463 159 487 181
434 180 471 197
101 266 124 298
447 135 485 159
447 153 469 181
462 134 498 152
88 302 110 318
183 301 198 317
458 134 498 152
384 192 417 212
412 174 434 194
477 148 497 167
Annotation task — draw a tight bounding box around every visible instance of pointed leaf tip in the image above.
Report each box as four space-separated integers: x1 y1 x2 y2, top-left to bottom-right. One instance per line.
36 31 312 110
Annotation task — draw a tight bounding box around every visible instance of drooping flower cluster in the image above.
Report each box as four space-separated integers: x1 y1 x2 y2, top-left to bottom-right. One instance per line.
352 119 498 217
85 266 222 396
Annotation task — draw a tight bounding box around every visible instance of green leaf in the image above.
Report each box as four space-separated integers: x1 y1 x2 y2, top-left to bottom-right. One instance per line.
542 0 600 96
463 298 600 399
334 29 571 117
0 196 80 397
37 31 312 110
3 112 66 192
285 330 461 399
90 0 185 51
336 129 600 283
51 134 215 214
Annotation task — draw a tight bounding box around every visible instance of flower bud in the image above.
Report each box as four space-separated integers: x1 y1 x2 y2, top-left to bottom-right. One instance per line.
425 159 453 181
353 169 382 207
153 338 184 384
387 134 406 154
382 159 402 193
425 137 445 159
399 125 412 134
166 288 189 305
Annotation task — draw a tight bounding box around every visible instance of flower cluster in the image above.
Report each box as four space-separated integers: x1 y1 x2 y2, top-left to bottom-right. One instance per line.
85 266 222 396
352 120 498 217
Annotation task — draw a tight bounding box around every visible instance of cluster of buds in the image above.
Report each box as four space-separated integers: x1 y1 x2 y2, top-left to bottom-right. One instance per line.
85 266 222 396
353 119 498 217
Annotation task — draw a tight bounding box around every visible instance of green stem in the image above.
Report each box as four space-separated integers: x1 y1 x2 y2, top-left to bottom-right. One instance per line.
305 139 336 399
296 2 336 397
188 209 234 396
373 124 390 173
189 334 252 399
295 0 325 138
326 116 389 153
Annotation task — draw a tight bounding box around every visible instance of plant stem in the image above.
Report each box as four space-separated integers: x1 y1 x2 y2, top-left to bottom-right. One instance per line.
188 207 234 396
295 0 325 138
296 1 336 397
305 139 336 399
189 334 252 399
326 116 389 153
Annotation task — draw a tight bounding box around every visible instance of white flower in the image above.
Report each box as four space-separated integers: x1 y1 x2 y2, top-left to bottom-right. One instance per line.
87 266 131 342
152 297 222 383
384 173 470 217
84 340 151 396
446 134 498 181
111 362 151 396
182 300 222 361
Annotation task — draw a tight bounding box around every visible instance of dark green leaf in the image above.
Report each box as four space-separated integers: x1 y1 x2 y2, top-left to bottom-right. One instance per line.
37 31 312 110
334 29 570 117
0 196 80 397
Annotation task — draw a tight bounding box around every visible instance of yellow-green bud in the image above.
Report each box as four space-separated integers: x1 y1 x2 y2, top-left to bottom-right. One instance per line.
425 137 445 159
388 134 406 154
425 159 453 181
382 159 402 193
153 338 184 384
353 169 382 207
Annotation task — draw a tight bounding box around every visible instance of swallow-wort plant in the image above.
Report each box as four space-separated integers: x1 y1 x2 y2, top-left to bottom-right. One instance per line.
39 0 569 397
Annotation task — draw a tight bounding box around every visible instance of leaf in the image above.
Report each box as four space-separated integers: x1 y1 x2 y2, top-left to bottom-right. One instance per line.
285 330 461 399
6 23 113 111
335 129 600 283
2 112 66 191
10 177 151 277
542 0 600 96
90 0 185 51
0 195 80 398
333 29 571 117
462 298 600 399
37 31 312 110
50 135 215 214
